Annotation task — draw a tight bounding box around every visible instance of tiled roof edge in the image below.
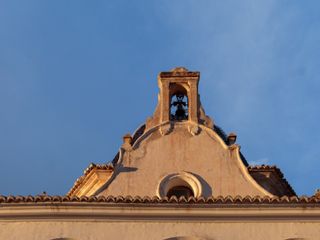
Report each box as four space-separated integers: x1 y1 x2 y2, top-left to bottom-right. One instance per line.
248 165 296 196
67 163 114 197
1 195 319 204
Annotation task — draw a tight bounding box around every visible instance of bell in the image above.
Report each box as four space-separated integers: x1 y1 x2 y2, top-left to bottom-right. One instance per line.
171 93 188 120
175 107 186 120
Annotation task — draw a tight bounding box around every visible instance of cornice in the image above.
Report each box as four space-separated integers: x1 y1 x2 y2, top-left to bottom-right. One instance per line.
1 196 319 222
0 201 320 222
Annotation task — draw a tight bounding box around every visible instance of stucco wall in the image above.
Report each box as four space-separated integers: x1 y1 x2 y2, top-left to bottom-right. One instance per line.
0 221 318 240
100 123 269 197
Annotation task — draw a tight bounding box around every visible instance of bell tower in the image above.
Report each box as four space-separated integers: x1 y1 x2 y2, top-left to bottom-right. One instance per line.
159 67 199 123
146 67 213 133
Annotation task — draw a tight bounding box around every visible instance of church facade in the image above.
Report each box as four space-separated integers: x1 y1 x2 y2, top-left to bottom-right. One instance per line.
0 68 319 240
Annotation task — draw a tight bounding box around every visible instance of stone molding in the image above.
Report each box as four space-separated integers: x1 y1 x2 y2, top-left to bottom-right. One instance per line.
0 201 320 222
157 172 203 198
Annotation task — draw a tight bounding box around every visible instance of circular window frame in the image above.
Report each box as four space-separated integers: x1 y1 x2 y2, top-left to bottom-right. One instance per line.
157 172 203 198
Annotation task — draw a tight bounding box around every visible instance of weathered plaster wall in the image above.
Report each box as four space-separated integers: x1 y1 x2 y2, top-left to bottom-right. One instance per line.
0 221 318 240
100 123 269 197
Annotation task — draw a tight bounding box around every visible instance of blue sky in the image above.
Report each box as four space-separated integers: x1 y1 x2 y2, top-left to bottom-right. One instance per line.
0 1 319 196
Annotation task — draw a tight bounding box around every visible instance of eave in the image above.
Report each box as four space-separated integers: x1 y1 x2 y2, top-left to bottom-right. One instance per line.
1 200 320 222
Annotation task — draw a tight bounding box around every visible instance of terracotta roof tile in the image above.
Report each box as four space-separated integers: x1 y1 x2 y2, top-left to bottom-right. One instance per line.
248 165 296 196
0 195 319 205
67 163 113 197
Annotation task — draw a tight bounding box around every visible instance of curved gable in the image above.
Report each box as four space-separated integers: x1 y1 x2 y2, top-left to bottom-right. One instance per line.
68 68 294 199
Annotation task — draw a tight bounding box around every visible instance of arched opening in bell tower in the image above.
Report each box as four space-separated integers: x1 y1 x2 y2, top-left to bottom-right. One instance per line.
169 83 189 121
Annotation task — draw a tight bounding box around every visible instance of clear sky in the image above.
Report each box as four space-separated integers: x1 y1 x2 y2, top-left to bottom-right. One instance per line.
0 1 319 196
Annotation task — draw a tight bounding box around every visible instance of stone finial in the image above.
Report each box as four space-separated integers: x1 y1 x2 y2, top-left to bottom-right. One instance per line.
123 134 132 145
227 133 237 145
122 133 133 150
171 67 189 73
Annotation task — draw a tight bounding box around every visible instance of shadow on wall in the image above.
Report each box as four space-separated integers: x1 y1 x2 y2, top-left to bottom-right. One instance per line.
192 173 212 197
164 237 210 240
285 238 308 240
51 238 76 240
165 238 308 240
